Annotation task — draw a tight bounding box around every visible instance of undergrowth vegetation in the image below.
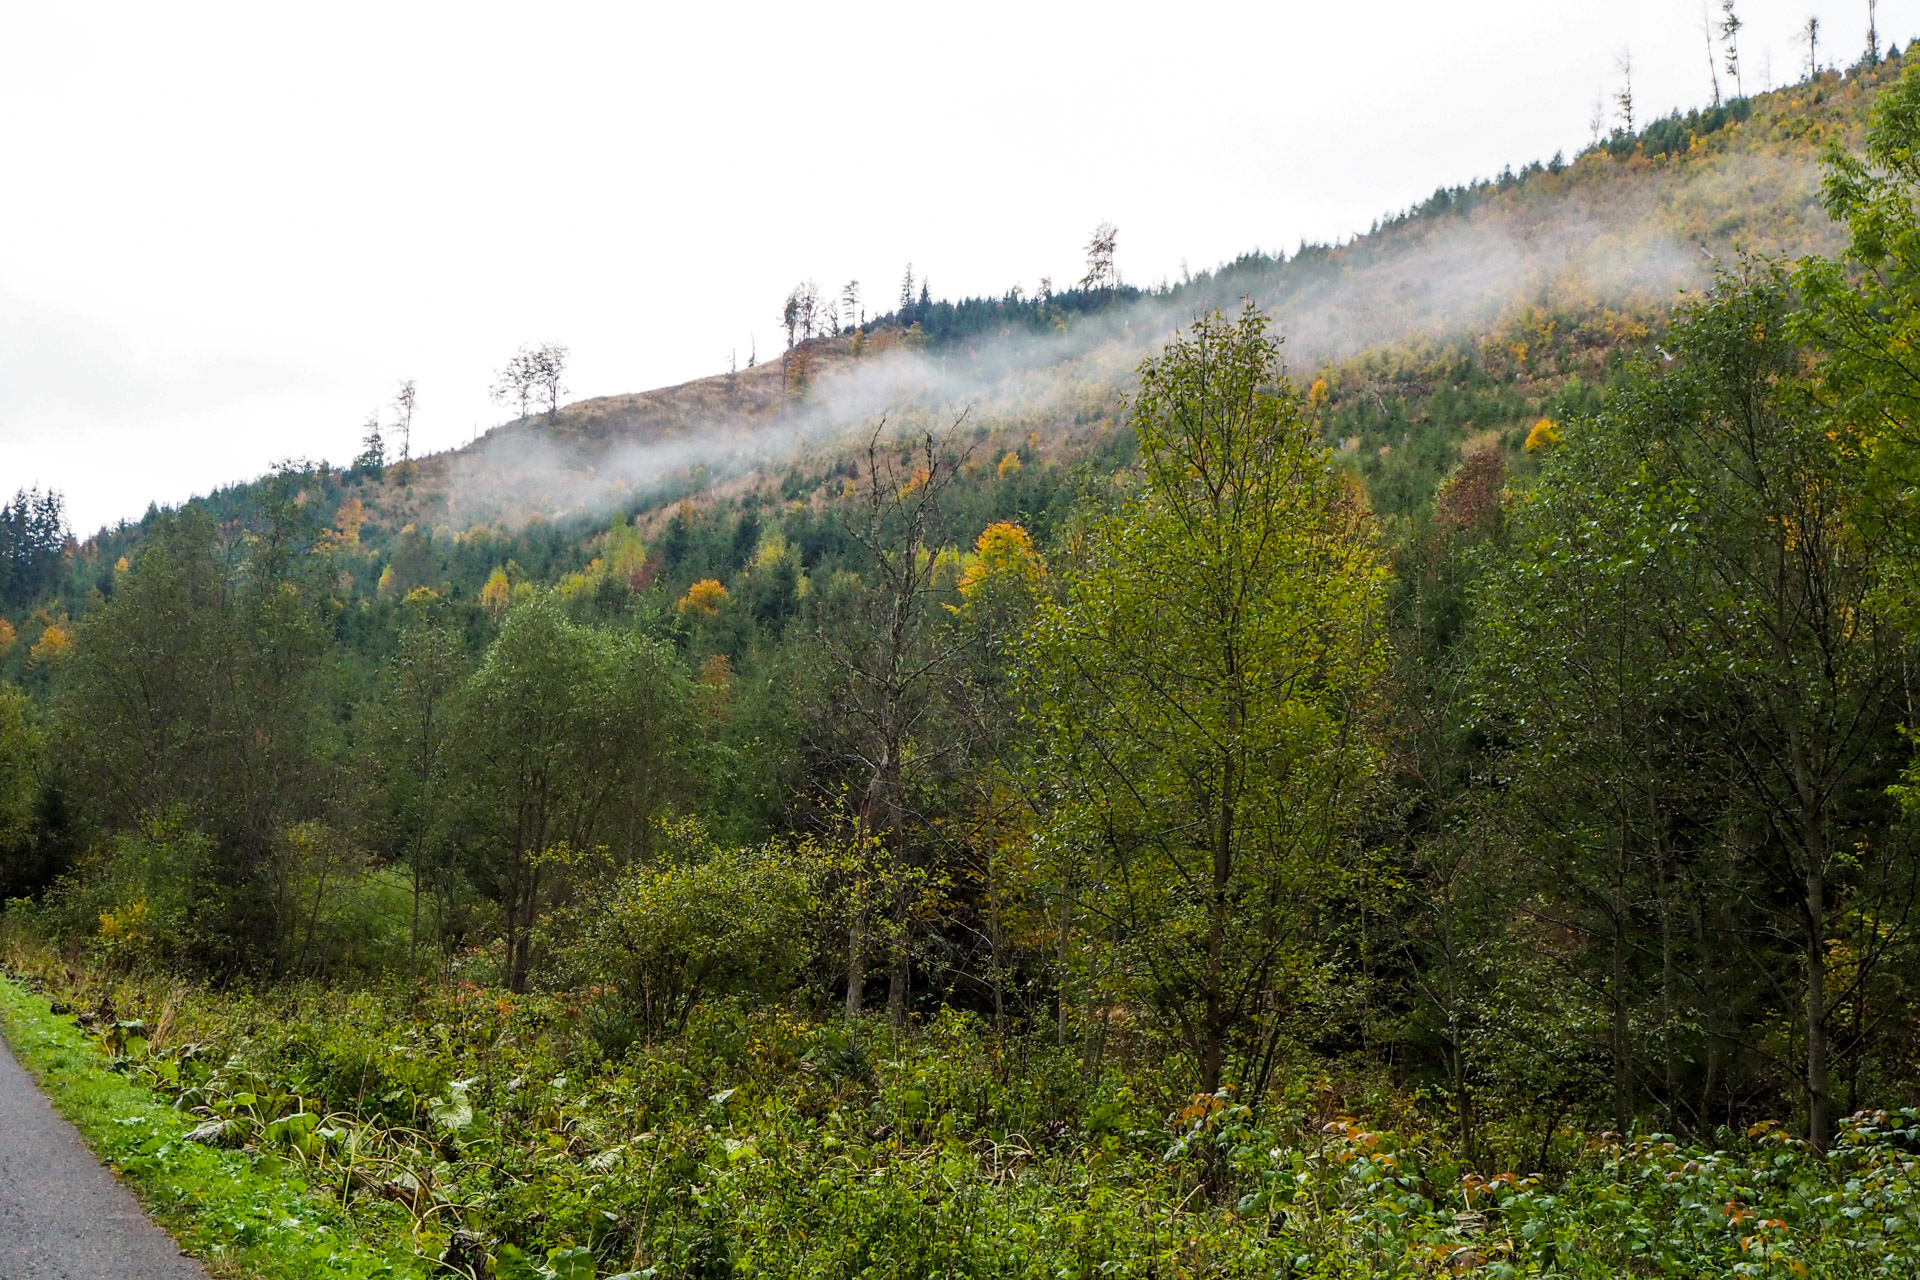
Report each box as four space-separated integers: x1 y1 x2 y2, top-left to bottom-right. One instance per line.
16 44 1920 1280
6 944 1920 1278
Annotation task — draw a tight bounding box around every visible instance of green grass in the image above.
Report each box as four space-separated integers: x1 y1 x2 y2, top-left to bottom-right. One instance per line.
0 975 426 1280
9 957 1920 1278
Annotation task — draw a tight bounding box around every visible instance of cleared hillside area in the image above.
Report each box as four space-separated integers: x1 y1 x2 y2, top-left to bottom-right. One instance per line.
330 61 1881 543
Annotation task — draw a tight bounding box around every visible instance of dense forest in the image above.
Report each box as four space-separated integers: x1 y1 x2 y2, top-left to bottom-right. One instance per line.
12 50 1920 1280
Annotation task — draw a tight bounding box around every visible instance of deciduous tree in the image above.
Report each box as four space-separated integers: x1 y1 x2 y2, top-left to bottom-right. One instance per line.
1025 306 1385 1095
451 599 684 991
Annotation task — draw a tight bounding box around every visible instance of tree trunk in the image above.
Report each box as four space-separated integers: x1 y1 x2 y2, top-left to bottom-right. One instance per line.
409 840 422 982
886 903 909 1027
1083 927 1109 1081
1203 754 1234 1097
1654 823 1677 1131
1696 895 1722 1132
1792 722 1832 1153
1612 921 1633 1131
1609 796 1634 1132
845 906 866 1018
1443 902 1476 1166
848 761 888 1021
989 867 1006 1034
507 858 538 995
1805 862 1831 1151
1056 892 1072 1049
503 862 521 994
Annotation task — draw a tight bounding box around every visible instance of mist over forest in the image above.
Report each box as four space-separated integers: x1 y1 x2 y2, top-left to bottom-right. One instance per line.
11 34 1920 1280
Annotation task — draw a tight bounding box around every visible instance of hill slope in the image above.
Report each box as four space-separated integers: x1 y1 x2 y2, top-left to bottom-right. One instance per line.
372 59 1883 532
4 55 1904 655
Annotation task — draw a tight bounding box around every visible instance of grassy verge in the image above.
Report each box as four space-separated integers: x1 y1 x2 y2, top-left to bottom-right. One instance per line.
8 945 1920 1278
0 974 425 1280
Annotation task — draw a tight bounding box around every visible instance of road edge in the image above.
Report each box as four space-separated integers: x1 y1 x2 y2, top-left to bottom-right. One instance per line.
0 975 424 1280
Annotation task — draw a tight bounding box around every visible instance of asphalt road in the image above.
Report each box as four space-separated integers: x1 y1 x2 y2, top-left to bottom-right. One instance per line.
0 1029 206 1280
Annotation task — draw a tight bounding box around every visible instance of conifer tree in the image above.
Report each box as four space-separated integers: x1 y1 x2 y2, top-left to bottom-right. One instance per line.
1614 50 1635 134
1722 1 1744 98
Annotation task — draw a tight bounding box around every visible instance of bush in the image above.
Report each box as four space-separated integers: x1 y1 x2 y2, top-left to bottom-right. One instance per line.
542 820 810 1054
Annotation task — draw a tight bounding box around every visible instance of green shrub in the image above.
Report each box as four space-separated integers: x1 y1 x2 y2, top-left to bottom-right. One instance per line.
542 821 809 1054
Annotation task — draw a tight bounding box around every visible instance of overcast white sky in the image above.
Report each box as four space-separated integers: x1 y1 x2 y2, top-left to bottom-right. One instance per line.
3 1 1911 533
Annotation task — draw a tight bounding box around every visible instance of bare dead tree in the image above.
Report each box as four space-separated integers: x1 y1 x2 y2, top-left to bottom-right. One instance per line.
531 343 569 420
782 281 822 349
821 419 975 1025
1703 2 1723 105
493 344 568 423
490 349 537 422
1080 222 1118 292
393 379 417 463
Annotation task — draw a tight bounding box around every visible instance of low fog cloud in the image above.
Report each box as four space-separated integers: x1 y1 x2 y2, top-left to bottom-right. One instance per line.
438 156 1827 529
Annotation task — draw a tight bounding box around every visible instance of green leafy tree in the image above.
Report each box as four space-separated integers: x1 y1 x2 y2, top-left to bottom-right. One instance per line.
949 522 1052 1034
1473 373 1747 1138
1025 306 1386 1096
452 598 685 992
365 597 469 976
1804 62 1920 615
1484 274 1913 1150
53 489 334 973
0 683 40 892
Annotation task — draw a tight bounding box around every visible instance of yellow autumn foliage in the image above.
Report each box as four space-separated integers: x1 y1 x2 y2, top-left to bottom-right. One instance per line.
98 898 148 943
678 579 729 616
481 567 512 616
958 521 1045 597
29 623 72 665
334 497 367 546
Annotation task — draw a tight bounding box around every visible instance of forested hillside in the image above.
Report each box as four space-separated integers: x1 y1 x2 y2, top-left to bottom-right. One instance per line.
9 50 1920 1280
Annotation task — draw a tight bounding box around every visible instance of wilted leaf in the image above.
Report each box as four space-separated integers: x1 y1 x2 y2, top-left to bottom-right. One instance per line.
428 1079 476 1132
184 1118 235 1146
